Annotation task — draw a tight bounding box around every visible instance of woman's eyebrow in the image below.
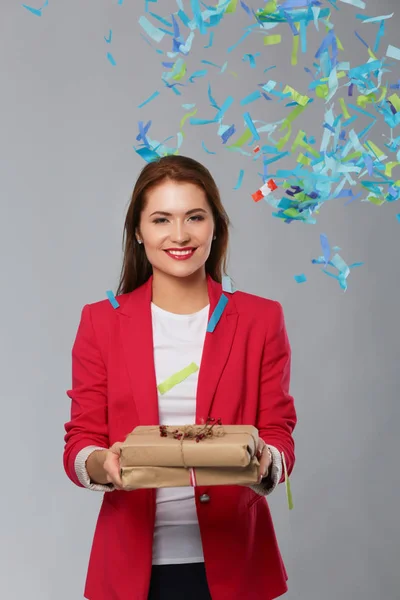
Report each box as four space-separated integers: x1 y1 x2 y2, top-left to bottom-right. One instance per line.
149 208 208 217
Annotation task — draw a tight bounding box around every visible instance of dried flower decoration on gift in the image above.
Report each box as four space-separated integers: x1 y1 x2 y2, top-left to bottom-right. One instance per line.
159 417 224 443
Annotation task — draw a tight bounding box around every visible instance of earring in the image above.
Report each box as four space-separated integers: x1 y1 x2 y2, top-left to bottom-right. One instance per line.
137 239 142 245
213 235 216 240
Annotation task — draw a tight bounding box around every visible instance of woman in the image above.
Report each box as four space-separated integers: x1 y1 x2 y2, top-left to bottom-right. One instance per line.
63 154 297 600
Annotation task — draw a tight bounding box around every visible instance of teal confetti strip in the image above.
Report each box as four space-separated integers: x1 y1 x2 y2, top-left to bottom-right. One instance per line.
222 275 236 293
294 274 307 283
139 15 165 42
216 96 234 120
243 53 260 68
201 141 216 154
240 91 262 106
243 112 260 141
134 146 160 162
107 53 116 66
207 294 228 333
106 290 120 309
188 69 207 83
204 31 214 48
22 0 48 16
104 29 112 44
234 169 245 190
386 45 400 61
138 91 160 108
339 0 366 8
320 233 331 265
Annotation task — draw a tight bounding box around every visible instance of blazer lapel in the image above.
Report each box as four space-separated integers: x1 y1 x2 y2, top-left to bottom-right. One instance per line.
117 274 238 428
118 276 160 426
195 275 239 424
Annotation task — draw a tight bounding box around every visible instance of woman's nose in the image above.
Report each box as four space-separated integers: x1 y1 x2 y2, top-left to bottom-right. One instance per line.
170 222 190 243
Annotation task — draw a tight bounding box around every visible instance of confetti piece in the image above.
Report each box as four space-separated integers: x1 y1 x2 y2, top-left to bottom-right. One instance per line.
243 53 260 68
282 85 310 106
282 452 294 510
222 274 236 293
157 362 199 395
134 146 160 162
22 1 48 16
294 274 307 283
240 91 262 106
107 53 116 66
339 0 366 8
320 233 331 264
207 294 229 333
104 29 112 44
243 112 260 141
138 90 160 108
139 15 165 42
396 214 400 223
106 290 120 309
312 250 363 291
386 45 400 61
263 35 282 46
204 32 214 48
252 178 278 202
234 169 245 189
201 141 216 154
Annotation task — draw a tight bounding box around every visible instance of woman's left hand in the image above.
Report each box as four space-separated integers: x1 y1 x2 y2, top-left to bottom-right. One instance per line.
256 440 273 484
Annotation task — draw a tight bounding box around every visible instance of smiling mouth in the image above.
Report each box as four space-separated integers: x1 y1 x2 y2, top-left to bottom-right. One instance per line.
163 248 197 260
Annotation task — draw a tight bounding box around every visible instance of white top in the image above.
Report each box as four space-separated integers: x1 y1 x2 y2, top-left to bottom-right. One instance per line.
73 301 283 563
150 301 209 564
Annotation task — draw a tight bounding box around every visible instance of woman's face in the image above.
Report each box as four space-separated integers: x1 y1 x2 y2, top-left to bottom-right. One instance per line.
137 179 215 281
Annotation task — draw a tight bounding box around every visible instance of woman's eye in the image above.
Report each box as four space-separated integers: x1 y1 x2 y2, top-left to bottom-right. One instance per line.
153 218 168 224
189 215 204 222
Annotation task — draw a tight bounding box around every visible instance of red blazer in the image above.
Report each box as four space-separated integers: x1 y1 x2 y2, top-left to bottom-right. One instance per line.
64 274 296 600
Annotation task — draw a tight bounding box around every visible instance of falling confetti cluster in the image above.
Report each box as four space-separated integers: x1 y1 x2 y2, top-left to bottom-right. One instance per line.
133 0 400 290
22 0 400 290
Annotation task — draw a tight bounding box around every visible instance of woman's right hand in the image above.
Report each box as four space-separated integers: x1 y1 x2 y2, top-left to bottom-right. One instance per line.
103 441 124 490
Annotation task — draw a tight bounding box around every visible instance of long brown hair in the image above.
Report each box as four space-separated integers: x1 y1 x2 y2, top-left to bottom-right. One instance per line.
116 155 230 295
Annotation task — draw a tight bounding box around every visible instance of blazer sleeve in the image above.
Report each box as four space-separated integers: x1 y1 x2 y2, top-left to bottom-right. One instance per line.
63 304 110 488
256 301 297 486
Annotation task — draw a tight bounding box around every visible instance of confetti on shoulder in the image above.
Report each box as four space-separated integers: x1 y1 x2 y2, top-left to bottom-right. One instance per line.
207 294 229 333
106 290 120 309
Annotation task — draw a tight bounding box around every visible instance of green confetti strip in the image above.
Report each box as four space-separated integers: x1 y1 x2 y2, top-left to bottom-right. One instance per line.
157 362 199 395
282 452 294 510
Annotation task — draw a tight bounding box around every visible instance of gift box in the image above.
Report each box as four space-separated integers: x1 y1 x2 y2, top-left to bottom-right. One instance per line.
119 423 261 490
120 460 260 490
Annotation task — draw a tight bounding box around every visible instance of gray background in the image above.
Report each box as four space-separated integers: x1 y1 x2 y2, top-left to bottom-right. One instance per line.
1 0 399 598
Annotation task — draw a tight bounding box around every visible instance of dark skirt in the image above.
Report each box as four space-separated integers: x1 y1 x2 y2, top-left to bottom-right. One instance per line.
148 562 212 600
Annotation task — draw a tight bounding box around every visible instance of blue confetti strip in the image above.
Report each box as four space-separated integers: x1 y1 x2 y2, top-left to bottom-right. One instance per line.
207 294 229 333
107 52 116 66
106 290 120 309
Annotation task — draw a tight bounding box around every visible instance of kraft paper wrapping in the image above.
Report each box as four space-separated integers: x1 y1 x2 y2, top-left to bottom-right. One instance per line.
120 457 260 490
120 424 259 468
